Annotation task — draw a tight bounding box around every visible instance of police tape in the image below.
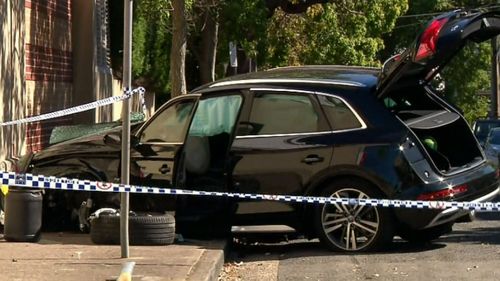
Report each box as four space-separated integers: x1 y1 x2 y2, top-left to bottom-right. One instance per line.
0 87 146 126
1 170 500 212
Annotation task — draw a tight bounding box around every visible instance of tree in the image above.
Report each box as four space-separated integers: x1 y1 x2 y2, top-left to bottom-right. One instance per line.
170 0 188 97
111 0 408 102
192 0 219 84
382 0 495 123
261 1 408 67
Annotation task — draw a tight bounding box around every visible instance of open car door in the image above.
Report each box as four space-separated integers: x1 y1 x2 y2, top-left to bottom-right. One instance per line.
378 9 500 98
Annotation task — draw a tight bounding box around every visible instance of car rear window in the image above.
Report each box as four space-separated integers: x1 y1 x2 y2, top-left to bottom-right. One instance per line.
318 95 362 130
247 93 320 135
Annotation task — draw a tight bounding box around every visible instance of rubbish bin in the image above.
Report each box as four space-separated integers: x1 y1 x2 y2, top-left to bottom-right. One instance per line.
4 188 43 242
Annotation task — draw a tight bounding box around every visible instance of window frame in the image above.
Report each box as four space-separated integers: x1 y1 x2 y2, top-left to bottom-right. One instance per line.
236 88 366 139
236 88 329 138
136 94 200 145
186 92 245 138
316 94 366 132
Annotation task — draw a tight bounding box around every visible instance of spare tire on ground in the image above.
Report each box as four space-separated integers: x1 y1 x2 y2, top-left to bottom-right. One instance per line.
90 212 175 245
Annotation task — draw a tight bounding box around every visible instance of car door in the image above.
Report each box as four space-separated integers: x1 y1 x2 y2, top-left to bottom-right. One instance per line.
174 92 244 233
130 95 198 191
228 88 334 224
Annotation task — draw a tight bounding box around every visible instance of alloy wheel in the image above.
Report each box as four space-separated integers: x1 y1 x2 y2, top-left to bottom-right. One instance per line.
320 188 380 251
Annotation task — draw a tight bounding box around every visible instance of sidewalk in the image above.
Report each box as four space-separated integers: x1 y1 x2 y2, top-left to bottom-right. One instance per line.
0 232 226 281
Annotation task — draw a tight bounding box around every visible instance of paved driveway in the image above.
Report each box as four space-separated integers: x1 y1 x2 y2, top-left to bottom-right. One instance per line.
221 213 500 281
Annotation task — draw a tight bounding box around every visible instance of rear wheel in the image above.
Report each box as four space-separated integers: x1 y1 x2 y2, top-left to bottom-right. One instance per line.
315 179 394 252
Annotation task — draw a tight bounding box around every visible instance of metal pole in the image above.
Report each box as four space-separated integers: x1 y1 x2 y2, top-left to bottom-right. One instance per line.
120 0 133 258
229 41 238 76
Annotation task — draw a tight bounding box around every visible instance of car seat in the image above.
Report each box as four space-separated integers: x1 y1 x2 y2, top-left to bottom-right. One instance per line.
184 136 210 175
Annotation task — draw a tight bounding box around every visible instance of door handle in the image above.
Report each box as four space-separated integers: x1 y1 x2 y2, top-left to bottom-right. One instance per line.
159 164 171 174
301 155 324 164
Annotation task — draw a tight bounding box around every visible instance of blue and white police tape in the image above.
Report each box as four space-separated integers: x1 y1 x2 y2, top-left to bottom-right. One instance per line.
0 87 146 126
1 170 500 212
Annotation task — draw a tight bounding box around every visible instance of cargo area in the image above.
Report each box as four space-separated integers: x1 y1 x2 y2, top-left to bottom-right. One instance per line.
384 86 483 175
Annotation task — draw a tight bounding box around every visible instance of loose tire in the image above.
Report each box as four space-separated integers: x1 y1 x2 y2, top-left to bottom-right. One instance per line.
315 179 394 252
398 222 453 244
90 213 175 245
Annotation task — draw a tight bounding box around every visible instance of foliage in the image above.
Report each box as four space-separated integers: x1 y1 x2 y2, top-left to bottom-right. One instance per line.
441 43 492 123
257 1 408 68
133 0 173 95
109 0 173 99
382 0 497 123
109 0 498 122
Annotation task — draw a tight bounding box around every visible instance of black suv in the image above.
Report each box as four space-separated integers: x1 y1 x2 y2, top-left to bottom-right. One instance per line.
10 9 500 251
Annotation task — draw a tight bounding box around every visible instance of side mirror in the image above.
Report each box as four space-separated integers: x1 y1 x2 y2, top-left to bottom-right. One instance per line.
131 135 141 147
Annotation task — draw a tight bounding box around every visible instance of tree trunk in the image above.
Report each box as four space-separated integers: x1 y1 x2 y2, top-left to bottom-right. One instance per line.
170 0 187 97
199 7 219 85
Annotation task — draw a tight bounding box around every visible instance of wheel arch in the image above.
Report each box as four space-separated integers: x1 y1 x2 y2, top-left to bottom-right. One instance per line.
300 166 394 237
305 165 393 198
30 158 109 182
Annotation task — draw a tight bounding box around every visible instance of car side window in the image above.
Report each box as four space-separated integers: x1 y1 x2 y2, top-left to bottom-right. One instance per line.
141 99 195 143
188 95 242 137
318 95 362 130
244 93 320 135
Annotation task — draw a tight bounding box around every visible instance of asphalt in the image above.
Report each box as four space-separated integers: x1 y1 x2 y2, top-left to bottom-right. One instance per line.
0 232 226 281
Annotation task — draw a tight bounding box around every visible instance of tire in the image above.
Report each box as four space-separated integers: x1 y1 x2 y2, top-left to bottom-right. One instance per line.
315 179 394 252
90 213 175 245
398 222 453 244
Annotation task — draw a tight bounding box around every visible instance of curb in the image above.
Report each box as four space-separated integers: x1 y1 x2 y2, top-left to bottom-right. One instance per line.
187 241 227 281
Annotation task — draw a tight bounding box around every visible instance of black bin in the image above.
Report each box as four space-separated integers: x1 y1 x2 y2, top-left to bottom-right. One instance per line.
4 189 43 242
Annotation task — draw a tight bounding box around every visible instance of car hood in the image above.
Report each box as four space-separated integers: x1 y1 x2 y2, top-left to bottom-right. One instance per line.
31 124 142 164
378 9 500 98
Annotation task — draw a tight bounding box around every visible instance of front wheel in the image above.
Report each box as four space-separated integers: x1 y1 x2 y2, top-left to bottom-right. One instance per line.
315 179 394 252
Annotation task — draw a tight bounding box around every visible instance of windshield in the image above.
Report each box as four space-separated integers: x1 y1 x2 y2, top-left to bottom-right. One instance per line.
475 121 500 137
489 130 500 145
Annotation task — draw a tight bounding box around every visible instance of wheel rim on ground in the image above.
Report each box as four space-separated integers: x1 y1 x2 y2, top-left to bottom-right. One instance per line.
321 188 380 251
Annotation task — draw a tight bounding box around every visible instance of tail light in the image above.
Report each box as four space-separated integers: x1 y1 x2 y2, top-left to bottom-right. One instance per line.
415 18 449 61
417 184 468 201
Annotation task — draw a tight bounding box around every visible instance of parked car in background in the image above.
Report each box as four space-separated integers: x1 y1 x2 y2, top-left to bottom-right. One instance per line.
472 119 500 147
484 127 500 166
4 9 500 252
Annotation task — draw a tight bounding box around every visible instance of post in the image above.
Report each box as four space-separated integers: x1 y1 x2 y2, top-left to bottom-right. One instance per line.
120 0 133 258
229 41 238 76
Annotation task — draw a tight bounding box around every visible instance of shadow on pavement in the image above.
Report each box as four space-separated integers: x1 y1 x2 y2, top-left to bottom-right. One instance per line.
0 232 95 245
227 238 446 262
438 225 500 245
476 212 500 221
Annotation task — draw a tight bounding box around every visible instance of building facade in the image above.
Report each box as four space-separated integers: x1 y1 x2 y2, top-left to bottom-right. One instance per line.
0 0 137 170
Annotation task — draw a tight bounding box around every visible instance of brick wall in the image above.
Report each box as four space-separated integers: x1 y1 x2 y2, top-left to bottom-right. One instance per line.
0 1 26 170
25 0 73 152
